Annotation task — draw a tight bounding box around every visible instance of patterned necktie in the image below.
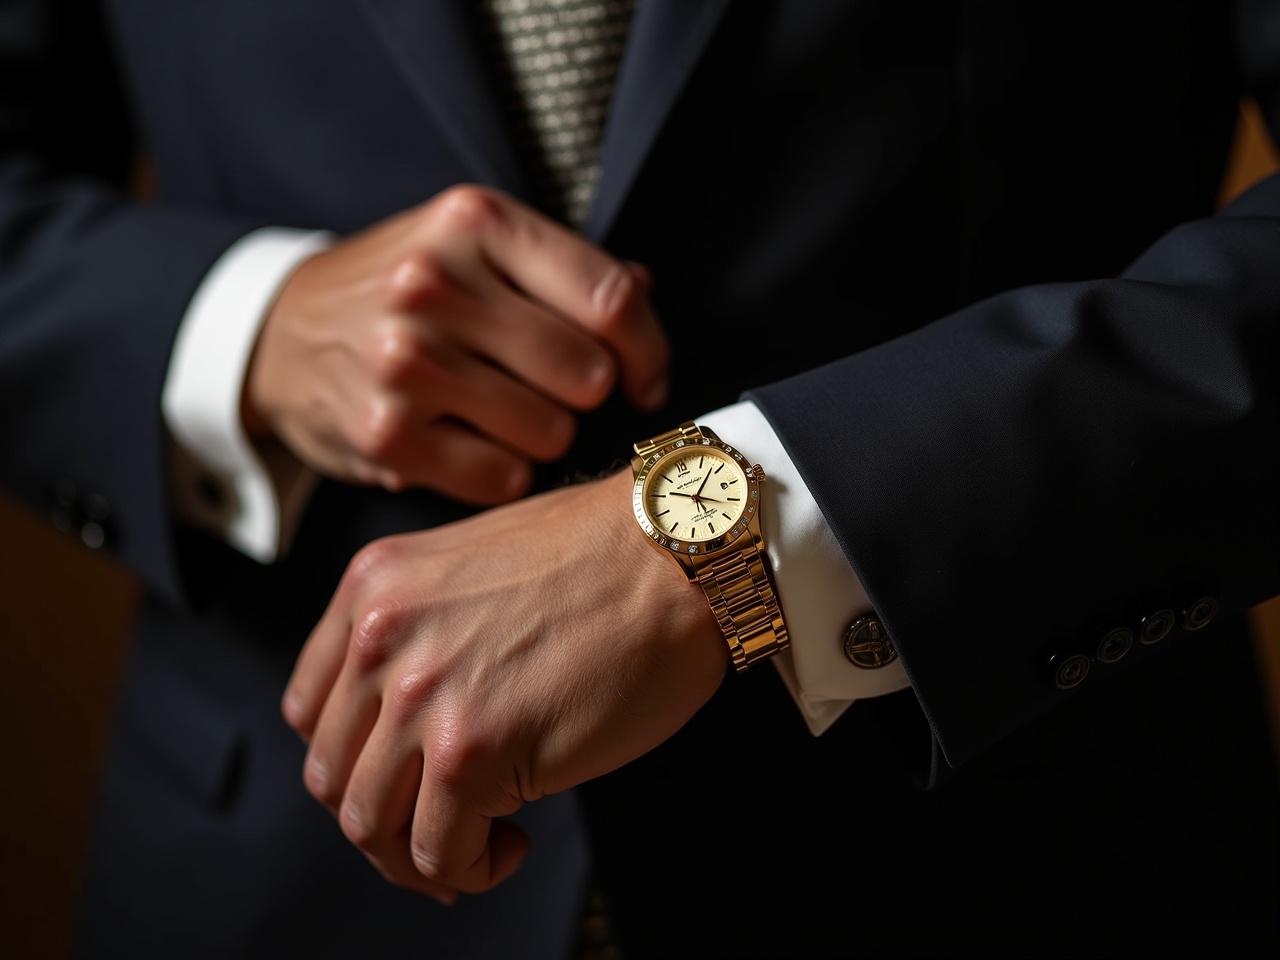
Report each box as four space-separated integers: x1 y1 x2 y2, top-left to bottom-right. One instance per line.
475 0 637 230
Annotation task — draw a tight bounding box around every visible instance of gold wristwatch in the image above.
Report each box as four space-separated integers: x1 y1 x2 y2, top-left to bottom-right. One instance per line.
630 421 790 671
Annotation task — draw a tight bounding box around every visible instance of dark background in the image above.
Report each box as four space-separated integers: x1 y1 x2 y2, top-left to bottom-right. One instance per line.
1 103 1277 959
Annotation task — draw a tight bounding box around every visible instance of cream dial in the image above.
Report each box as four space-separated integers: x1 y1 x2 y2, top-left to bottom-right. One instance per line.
643 447 749 543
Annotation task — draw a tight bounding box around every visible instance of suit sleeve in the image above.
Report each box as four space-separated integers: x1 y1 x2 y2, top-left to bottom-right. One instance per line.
0 1 258 604
747 9 1280 785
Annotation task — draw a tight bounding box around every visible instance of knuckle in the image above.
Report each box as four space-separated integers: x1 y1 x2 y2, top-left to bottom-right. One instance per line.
532 411 575 460
426 720 484 792
478 457 531 503
357 397 409 459
573 351 615 408
350 600 409 668
410 840 444 880
592 264 637 333
339 801 378 848
370 325 424 386
434 184 504 234
303 756 341 807
385 251 451 304
388 666 443 718
347 537 398 586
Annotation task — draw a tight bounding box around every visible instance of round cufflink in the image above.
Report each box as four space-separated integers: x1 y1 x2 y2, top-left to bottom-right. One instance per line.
1049 652 1091 690
1138 608 1176 645
1095 627 1133 664
1179 596 1219 632
842 614 897 669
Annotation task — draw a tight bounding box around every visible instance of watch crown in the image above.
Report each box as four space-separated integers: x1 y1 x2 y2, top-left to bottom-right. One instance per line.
751 463 766 482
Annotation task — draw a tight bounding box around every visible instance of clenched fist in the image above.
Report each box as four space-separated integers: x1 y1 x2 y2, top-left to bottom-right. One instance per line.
243 184 669 504
282 470 727 903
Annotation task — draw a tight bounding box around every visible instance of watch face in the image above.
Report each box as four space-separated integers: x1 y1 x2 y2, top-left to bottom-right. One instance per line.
633 436 759 556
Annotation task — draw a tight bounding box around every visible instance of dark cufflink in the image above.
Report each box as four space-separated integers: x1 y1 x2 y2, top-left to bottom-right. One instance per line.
842 614 897 669
79 492 115 550
1178 595 1218 632
1048 651 1091 690
196 472 228 511
1138 608 1176 645
48 478 81 534
1095 626 1133 664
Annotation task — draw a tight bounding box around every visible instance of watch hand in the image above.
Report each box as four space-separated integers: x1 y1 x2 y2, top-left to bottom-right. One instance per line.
669 492 725 504
695 471 711 498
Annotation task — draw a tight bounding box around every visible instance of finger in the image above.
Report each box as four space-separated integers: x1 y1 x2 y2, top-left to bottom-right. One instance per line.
375 419 534 504
283 587 355 741
433 348 577 462
410 782 530 894
303 669 382 813
340 734 459 905
484 204 669 410
428 186 668 410
455 279 618 412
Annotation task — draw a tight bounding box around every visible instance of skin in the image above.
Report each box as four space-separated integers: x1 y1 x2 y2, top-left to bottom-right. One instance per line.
282 469 726 905
244 183 670 503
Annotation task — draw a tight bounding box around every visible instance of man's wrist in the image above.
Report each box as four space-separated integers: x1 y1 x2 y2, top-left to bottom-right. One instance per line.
597 469 727 677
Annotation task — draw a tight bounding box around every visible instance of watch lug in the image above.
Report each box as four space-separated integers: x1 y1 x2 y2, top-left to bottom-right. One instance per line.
674 553 699 582
700 424 719 441
630 452 645 475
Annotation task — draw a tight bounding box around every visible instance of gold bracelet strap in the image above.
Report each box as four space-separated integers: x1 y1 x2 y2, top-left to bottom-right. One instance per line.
696 543 790 672
632 420 701 459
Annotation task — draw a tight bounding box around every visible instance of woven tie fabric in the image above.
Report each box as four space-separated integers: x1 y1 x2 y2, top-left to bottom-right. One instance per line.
475 0 637 229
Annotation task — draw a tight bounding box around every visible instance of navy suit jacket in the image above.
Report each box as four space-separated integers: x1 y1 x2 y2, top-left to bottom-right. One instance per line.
2 1 1278 956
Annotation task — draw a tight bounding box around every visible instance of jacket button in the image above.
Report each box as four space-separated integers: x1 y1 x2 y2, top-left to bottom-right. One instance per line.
48 479 80 533
1179 596 1218 632
1138 608 1176 645
1096 627 1133 664
842 614 897 669
1049 652 1091 690
79 493 115 550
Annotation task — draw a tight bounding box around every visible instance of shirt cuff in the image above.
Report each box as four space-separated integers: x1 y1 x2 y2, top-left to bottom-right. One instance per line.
698 400 911 735
162 227 333 563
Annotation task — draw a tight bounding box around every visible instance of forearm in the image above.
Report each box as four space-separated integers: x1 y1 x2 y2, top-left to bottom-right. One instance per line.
749 172 1280 775
0 166 257 602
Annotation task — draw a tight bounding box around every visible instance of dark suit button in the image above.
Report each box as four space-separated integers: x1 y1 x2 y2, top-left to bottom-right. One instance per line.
842 614 897 669
1049 652 1091 690
1179 596 1218 632
48 479 80 532
54 478 79 508
1096 627 1133 664
82 492 112 521
49 504 77 534
80 521 106 550
79 494 114 550
1138 608 1176 645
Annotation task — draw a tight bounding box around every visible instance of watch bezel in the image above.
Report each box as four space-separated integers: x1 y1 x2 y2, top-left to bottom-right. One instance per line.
632 436 760 557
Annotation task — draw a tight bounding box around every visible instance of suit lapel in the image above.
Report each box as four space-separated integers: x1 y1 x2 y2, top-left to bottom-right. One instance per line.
584 0 734 242
357 0 734 242
354 0 534 199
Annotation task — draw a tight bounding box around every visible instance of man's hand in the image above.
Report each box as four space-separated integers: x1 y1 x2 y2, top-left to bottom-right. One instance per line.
281 470 725 902
243 184 669 504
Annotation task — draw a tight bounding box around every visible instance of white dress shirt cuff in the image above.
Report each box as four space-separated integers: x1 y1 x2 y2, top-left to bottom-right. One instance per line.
162 227 333 563
698 401 911 735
